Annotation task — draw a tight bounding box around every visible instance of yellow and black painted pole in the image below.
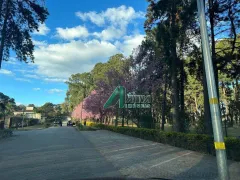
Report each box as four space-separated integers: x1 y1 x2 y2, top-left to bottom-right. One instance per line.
197 0 229 179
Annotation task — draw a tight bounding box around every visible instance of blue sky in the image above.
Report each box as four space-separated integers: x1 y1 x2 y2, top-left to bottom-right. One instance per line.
0 0 148 107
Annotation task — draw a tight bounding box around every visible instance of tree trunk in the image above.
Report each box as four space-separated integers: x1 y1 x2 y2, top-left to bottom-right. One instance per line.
179 60 185 132
170 1 180 132
222 82 231 125
161 75 167 131
203 66 213 136
122 108 124 127
0 0 10 68
236 78 239 101
194 96 199 117
3 109 6 129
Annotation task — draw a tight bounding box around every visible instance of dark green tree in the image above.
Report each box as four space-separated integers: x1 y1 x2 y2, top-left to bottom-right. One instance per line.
0 92 15 128
0 0 49 68
39 102 55 121
91 54 127 83
145 0 197 132
66 72 94 111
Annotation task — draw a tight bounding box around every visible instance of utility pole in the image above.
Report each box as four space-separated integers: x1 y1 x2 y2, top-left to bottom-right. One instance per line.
197 0 229 180
80 87 86 124
22 108 25 128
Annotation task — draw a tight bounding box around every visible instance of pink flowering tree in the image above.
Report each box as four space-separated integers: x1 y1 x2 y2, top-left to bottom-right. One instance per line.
84 68 134 123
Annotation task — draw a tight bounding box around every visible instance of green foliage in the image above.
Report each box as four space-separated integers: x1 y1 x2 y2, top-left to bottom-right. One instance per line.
28 118 39 126
39 102 55 117
66 72 94 111
91 54 127 83
0 92 16 121
0 0 49 68
44 123 51 128
194 115 205 134
9 117 39 128
77 123 96 131
0 129 12 139
64 1 240 135
36 103 65 123
139 114 154 129
225 137 240 161
94 124 240 161
66 53 130 115
61 102 70 115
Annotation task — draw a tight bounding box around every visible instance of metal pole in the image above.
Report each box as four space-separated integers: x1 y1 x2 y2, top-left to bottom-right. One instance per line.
122 108 125 127
22 109 24 128
197 0 229 179
81 102 83 124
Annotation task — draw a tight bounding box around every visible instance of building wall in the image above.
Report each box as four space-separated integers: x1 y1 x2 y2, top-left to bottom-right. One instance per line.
13 112 23 116
13 112 41 120
26 107 34 111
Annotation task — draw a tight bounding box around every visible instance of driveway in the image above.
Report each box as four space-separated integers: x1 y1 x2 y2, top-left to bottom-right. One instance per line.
0 127 121 180
0 127 239 180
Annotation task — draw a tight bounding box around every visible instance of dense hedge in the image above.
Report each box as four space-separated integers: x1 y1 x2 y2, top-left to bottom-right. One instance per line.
0 129 13 139
94 124 240 161
77 123 97 131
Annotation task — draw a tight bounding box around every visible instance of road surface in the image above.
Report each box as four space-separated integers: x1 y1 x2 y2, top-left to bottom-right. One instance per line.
0 127 239 180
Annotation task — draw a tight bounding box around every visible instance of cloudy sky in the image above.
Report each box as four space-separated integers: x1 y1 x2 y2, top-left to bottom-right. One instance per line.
0 0 148 106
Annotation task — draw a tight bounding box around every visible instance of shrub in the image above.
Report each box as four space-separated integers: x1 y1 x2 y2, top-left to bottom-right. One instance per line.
77 123 96 131
78 123 84 129
225 137 240 161
86 122 95 127
0 129 13 139
93 124 240 161
44 123 51 128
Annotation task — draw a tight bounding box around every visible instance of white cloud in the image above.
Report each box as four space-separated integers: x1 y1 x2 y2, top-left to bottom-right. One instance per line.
104 6 144 26
93 26 125 41
76 6 144 27
0 69 14 75
24 74 40 79
116 34 145 56
76 11 105 26
5 57 19 65
48 88 64 94
32 40 48 47
15 78 31 82
29 6 145 81
32 36 145 79
44 78 67 83
33 88 41 91
56 26 89 40
33 23 50 36
15 69 35 74
33 39 118 78
76 6 144 41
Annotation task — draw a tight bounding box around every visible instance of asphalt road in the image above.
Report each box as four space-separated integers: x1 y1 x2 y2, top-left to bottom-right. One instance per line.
0 127 239 180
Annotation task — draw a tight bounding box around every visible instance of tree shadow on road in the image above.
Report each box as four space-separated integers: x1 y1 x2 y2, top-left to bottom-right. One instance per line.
172 154 235 180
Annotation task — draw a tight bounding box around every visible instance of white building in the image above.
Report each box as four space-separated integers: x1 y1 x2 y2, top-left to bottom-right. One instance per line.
14 106 42 120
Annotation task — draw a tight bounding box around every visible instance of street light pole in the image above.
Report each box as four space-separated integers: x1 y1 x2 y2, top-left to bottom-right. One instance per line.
197 0 229 179
22 108 25 128
80 87 86 124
